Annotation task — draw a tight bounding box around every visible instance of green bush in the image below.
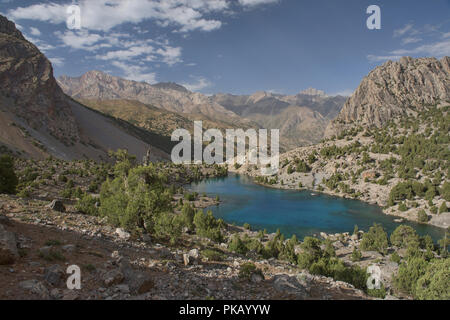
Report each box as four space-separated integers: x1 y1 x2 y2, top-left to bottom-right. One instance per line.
360 224 389 255
390 225 419 249
418 210 429 223
351 248 362 262
0 155 18 194
193 210 223 242
394 256 428 297
415 258 450 300
238 263 263 281
439 202 448 214
201 249 225 261
75 194 99 216
228 234 248 255
390 252 401 264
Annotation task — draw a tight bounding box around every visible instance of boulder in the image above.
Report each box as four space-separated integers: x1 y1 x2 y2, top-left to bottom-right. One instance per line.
0 224 18 265
44 265 65 287
47 200 65 212
183 253 190 266
102 269 124 287
272 274 310 299
120 260 154 294
115 228 131 240
19 280 49 299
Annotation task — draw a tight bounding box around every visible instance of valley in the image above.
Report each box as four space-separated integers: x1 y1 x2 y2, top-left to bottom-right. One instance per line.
0 12 448 301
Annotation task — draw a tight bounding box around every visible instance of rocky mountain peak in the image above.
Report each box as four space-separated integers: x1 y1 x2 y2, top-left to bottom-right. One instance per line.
299 88 328 97
153 82 188 93
0 15 25 40
0 14 79 145
325 56 450 137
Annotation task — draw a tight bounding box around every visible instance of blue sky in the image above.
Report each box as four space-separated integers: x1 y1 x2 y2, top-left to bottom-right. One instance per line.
1 0 449 95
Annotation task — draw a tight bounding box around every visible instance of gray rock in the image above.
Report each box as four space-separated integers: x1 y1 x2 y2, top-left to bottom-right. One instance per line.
120 260 154 294
183 253 190 266
272 274 310 299
115 228 131 240
188 248 200 259
19 280 49 299
251 273 264 283
0 224 18 265
102 269 124 287
44 264 65 287
47 200 65 212
62 244 76 253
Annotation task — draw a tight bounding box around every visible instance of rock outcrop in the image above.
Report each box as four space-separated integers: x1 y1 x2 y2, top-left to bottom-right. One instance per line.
0 223 18 265
325 56 450 137
0 15 79 145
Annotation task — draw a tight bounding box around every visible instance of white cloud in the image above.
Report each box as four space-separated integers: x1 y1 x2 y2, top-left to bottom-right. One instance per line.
156 46 182 66
49 57 65 67
112 61 157 84
367 55 402 63
95 45 154 61
238 0 279 7
29 27 41 36
54 30 104 50
181 76 212 91
393 23 415 38
391 39 450 57
401 37 422 45
8 0 228 33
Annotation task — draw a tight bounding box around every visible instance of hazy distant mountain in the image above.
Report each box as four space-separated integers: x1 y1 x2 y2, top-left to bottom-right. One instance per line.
0 14 169 161
212 90 347 149
325 56 450 138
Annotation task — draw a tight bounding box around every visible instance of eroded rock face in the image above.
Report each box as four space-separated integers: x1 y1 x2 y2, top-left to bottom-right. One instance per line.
325 56 450 137
0 223 18 265
0 15 79 145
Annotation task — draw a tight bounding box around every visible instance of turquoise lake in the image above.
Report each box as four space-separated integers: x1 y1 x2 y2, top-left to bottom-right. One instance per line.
188 174 445 242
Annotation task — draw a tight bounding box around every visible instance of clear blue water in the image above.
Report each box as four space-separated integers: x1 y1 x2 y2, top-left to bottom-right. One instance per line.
188 174 445 242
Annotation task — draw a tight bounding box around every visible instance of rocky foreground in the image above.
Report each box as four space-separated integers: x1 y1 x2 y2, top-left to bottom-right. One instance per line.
0 195 372 300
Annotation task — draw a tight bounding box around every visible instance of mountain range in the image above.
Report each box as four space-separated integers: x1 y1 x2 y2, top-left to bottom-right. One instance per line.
1 13 449 163
57 72 347 151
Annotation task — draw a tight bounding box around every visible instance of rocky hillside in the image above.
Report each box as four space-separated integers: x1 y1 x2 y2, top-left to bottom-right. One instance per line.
0 15 78 145
58 71 253 130
0 15 170 162
326 56 450 137
59 71 346 150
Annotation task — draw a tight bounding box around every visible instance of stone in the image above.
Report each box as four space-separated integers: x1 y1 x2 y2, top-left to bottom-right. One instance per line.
183 253 190 266
47 200 66 212
111 250 121 259
50 288 62 300
0 224 18 265
272 274 310 299
62 244 76 253
62 289 79 300
251 273 263 283
115 228 131 240
120 260 154 294
188 248 200 259
19 280 49 299
44 264 65 287
102 269 124 287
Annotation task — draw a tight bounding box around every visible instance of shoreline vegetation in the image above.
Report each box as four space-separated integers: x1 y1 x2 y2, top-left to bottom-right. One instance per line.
0 151 448 300
230 104 450 230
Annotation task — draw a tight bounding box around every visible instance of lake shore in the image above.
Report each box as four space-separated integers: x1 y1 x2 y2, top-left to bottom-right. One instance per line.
228 167 450 230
